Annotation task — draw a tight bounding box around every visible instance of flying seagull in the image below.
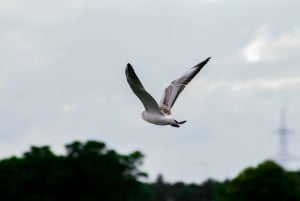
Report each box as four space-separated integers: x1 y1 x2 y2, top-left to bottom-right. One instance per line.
125 57 211 127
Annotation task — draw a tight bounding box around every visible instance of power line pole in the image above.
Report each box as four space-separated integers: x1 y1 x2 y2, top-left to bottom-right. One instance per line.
276 110 294 169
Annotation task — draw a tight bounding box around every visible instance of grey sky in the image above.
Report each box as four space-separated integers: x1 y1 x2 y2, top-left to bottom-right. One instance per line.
1 0 300 182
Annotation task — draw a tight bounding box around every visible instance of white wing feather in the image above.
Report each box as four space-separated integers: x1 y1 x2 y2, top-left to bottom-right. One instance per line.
159 57 211 114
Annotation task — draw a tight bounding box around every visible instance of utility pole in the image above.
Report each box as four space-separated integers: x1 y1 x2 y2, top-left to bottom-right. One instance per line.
276 110 293 169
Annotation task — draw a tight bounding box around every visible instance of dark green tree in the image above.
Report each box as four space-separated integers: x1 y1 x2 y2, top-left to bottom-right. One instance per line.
216 160 300 201
153 174 170 201
141 177 219 201
0 140 147 201
170 179 219 201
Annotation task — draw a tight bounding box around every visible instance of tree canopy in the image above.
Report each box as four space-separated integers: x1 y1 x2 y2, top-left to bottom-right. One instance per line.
216 160 300 201
0 140 300 201
0 140 146 201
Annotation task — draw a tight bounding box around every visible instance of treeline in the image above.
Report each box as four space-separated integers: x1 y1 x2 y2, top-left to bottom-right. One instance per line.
0 140 299 201
141 175 219 201
144 161 300 201
0 141 146 201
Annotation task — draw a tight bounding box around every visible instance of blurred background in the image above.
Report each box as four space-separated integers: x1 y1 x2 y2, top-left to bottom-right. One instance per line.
1 0 300 200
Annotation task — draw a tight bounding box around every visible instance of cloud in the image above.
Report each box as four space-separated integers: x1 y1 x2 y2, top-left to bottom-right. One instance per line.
242 25 300 63
0 0 27 17
197 76 300 93
193 0 223 3
230 76 300 92
0 29 52 85
62 104 77 113
1 29 37 53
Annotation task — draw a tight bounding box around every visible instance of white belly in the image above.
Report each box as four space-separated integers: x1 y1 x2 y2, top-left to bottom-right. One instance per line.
142 112 174 125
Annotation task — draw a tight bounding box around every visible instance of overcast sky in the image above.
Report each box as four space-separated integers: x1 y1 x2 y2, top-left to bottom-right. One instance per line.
1 0 300 183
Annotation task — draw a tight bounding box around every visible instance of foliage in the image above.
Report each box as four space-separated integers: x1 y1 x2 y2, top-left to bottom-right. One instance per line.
0 140 146 201
1 141 300 201
216 160 300 201
142 174 220 201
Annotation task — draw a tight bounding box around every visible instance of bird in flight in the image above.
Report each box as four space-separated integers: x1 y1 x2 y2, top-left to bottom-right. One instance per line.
125 57 211 127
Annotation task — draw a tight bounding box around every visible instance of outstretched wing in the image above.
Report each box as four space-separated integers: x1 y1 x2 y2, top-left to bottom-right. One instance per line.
126 63 163 114
159 57 211 114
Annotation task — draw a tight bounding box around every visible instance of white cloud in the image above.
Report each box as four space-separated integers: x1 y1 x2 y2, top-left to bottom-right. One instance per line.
1 29 37 53
62 104 77 113
0 28 51 73
189 76 300 94
230 76 300 92
193 0 234 3
0 0 27 17
242 25 300 63
169 75 300 122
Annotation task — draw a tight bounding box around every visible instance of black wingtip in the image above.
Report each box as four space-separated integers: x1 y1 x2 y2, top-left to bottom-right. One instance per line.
204 57 211 63
126 63 131 77
202 56 211 65
194 57 211 68
126 63 133 73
